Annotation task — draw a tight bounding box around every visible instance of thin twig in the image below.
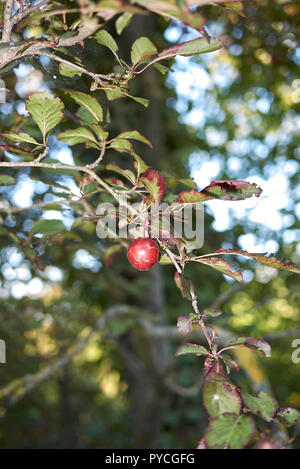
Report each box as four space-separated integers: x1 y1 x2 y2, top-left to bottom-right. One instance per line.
34 145 49 163
87 142 106 169
190 286 213 351
12 0 51 24
38 52 114 84
0 160 138 217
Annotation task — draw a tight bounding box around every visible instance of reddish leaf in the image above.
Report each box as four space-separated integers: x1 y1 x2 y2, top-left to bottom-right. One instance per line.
176 180 262 203
227 337 271 358
158 36 222 58
174 272 193 300
213 248 300 275
177 313 198 334
193 257 243 283
141 169 166 202
201 180 262 201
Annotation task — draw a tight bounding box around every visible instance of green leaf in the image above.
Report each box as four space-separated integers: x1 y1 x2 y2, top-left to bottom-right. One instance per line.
57 127 98 146
91 124 109 141
61 89 103 123
94 29 119 55
106 163 136 184
0 131 41 146
153 63 170 75
242 391 278 422
59 63 82 78
128 94 150 107
159 253 173 265
203 307 222 317
175 343 210 357
26 92 64 140
158 36 223 59
110 138 133 153
131 37 157 66
204 414 256 449
176 189 211 203
132 153 149 174
117 130 152 147
193 257 243 283
227 337 272 358
276 407 300 427
116 12 133 35
31 219 66 236
104 88 124 101
0 174 16 186
203 368 242 418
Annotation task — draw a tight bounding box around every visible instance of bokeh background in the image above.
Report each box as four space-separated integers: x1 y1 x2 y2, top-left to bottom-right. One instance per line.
0 0 299 448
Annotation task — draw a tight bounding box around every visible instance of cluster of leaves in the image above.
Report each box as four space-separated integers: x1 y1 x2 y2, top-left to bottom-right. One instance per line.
176 296 300 448
0 0 300 450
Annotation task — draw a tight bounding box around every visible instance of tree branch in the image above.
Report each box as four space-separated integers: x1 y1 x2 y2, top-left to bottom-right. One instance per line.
1 0 14 42
12 0 51 25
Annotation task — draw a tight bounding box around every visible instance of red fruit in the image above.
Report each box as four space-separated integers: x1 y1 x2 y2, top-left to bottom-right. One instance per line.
127 238 159 271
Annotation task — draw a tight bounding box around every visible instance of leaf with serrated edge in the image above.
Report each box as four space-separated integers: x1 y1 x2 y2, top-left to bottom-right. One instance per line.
212 248 300 275
204 414 256 449
174 272 193 300
61 89 103 123
59 63 82 78
203 367 242 418
106 163 136 184
116 12 133 35
227 337 271 358
0 175 16 186
175 343 210 357
141 169 166 202
242 391 278 422
26 92 64 140
131 37 157 65
117 130 152 147
158 36 222 59
276 407 300 427
0 131 41 146
31 219 66 235
94 29 118 55
57 127 97 146
193 257 243 283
